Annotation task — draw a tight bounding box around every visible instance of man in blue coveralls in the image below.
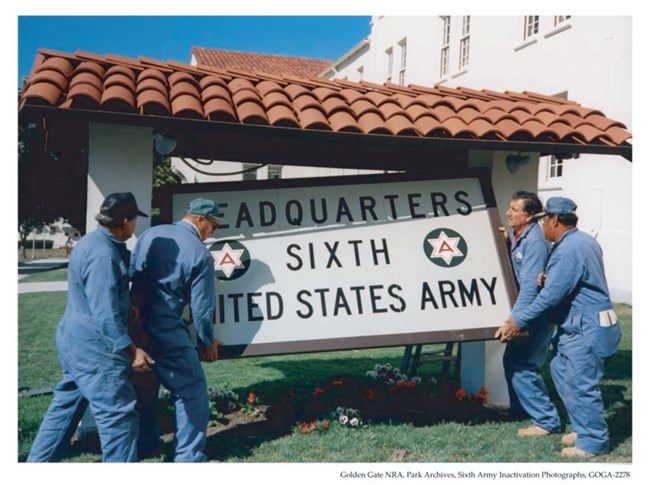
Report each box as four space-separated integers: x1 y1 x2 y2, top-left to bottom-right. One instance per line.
27 193 155 462
130 198 222 462
499 191 561 437
496 197 621 457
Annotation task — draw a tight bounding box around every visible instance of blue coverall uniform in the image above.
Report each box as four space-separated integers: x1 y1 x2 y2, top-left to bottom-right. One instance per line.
131 220 216 462
504 223 561 432
27 227 139 462
512 228 621 455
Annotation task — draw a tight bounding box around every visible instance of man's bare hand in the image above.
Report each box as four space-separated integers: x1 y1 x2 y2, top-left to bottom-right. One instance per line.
129 346 155 372
494 318 522 343
497 226 509 241
537 272 546 288
199 339 222 363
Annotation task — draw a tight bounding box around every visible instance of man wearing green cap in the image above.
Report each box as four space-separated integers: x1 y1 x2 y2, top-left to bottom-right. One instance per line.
130 198 223 462
496 196 621 457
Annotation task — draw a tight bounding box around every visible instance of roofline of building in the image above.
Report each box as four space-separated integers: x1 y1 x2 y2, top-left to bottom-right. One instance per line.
319 37 371 77
20 105 632 166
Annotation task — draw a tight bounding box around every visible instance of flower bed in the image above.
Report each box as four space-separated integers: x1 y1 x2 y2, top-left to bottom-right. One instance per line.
156 363 491 436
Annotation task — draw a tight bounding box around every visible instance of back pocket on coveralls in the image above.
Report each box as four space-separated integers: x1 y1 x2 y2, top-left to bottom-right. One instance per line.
592 312 622 359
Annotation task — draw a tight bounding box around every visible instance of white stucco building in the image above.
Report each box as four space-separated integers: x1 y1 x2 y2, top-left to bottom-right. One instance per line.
323 15 633 303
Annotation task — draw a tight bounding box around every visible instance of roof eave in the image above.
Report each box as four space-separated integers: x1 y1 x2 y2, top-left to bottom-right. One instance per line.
19 105 632 167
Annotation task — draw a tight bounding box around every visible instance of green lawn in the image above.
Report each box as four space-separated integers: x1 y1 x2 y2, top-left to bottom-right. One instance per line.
17 292 632 463
19 267 68 283
18 248 67 263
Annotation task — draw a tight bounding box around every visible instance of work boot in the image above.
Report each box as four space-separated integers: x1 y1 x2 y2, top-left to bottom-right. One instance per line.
561 447 596 458
517 425 552 436
561 432 577 446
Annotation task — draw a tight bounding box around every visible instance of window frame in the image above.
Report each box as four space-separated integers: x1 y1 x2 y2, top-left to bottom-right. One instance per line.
459 16 471 69
440 16 450 77
524 15 540 40
385 47 393 83
398 38 407 85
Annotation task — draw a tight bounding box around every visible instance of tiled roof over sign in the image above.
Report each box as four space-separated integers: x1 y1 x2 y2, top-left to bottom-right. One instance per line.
19 49 632 149
192 47 333 78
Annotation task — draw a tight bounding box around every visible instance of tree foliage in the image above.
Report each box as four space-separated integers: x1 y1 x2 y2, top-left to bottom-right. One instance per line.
18 119 87 256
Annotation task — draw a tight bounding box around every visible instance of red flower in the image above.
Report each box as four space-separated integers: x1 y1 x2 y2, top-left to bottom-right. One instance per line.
247 392 257 404
311 387 326 396
454 388 466 401
388 386 397 393
288 390 297 398
332 379 344 387
322 420 331 430
366 389 375 400
478 386 488 396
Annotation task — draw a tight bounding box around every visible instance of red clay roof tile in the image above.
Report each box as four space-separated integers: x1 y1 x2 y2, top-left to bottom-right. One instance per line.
267 104 299 128
201 84 231 103
358 111 390 134
19 49 631 151
350 99 381 118
67 83 102 109
386 114 418 136
29 70 69 91
104 73 136 91
72 61 106 78
292 94 322 112
23 82 63 106
192 47 332 78
171 94 204 118
101 85 135 111
262 91 292 109
137 89 171 115
138 68 168 86
256 80 284 97
329 110 362 133
136 78 168 96
38 57 74 77
297 107 331 130
199 75 228 90
204 97 236 122
235 101 268 125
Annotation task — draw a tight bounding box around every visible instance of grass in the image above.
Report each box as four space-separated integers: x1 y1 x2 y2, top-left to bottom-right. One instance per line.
18 247 68 263
17 291 632 463
19 267 68 283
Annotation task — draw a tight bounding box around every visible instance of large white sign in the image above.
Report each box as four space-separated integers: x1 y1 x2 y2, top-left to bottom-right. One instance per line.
169 173 515 357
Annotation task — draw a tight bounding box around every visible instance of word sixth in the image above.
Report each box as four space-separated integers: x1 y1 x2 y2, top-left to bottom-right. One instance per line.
216 190 473 229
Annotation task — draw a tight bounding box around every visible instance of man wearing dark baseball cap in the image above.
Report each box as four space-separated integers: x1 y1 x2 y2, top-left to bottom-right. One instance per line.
130 197 223 461
96 192 148 222
496 196 621 457
28 192 153 462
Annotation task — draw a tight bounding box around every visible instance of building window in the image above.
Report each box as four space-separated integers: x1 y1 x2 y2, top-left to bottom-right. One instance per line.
548 156 564 178
440 16 450 77
554 15 571 26
398 38 407 85
385 47 393 83
268 165 283 179
524 16 539 40
459 16 471 69
242 163 259 181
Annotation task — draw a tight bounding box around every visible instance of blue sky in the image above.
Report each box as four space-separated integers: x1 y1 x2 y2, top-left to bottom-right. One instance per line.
18 16 371 86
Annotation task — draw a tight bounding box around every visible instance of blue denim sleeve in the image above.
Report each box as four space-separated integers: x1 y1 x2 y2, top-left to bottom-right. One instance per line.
83 253 133 352
512 249 582 328
511 239 548 326
190 255 216 348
